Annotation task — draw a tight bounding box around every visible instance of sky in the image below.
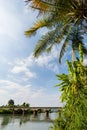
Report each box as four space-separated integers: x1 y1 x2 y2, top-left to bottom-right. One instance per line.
0 0 87 107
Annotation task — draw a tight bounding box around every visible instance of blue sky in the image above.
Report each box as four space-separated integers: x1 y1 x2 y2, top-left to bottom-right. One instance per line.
0 0 86 107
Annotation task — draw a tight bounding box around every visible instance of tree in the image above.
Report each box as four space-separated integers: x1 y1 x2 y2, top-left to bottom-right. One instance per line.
25 0 87 62
54 53 87 129
8 99 15 115
8 99 14 106
22 102 26 107
26 103 30 107
22 102 30 108
22 102 29 116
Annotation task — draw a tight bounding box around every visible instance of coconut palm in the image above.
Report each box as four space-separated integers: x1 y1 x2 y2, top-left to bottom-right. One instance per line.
25 0 87 62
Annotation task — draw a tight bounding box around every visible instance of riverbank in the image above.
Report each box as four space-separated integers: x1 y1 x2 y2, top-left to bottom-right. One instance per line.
0 108 33 115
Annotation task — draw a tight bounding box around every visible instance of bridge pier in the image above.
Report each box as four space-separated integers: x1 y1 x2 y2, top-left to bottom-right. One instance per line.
45 110 49 117
33 110 38 116
22 109 25 116
45 109 51 118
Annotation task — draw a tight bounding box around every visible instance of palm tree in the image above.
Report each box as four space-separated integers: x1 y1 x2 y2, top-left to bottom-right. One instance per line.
25 0 87 62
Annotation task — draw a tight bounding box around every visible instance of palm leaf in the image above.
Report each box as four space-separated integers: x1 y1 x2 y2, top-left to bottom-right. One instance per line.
26 0 57 12
33 28 59 57
25 18 51 36
25 0 87 62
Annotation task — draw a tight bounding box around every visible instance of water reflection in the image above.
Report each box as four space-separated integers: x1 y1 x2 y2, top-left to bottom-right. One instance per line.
20 115 30 126
0 113 57 130
30 113 51 122
1 115 13 129
1 116 10 129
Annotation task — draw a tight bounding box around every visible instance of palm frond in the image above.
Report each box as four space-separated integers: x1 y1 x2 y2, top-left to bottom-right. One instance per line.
26 0 71 12
67 60 74 75
59 36 70 63
26 0 57 12
56 18 74 42
25 18 52 36
33 29 58 57
70 28 87 56
33 23 67 57
25 0 87 63
58 24 75 63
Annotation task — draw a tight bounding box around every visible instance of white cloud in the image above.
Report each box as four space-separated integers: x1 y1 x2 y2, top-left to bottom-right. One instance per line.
11 64 36 79
10 46 59 78
11 66 27 73
35 46 59 72
0 79 62 107
10 54 36 79
25 71 36 78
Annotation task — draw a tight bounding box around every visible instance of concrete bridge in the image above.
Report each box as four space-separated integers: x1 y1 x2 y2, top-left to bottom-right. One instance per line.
30 107 61 110
30 107 61 112
30 107 62 117
0 106 62 117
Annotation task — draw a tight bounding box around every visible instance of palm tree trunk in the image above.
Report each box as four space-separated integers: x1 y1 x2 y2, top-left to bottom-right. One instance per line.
72 49 75 62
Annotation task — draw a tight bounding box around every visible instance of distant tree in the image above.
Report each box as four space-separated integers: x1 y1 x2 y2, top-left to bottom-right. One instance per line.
8 99 15 115
22 102 30 116
26 103 30 107
8 99 14 106
22 102 30 107
22 102 26 107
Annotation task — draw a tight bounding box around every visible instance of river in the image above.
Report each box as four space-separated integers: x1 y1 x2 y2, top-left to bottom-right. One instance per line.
0 113 58 130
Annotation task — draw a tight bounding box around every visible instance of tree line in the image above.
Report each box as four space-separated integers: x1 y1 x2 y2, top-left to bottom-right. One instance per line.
0 99 30 108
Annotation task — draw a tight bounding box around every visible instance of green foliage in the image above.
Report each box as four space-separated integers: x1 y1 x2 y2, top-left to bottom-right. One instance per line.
8 99 14 106
22 102 30 107
0 109 12 114
54 59 87 130
25 0 87 62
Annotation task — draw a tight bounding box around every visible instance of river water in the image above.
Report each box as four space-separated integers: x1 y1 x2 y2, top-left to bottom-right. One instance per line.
0 113 58 130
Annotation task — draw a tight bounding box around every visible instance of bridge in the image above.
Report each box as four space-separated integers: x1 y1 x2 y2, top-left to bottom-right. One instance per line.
29 107 62 117
0 106 62 117
30 107 61 109
30 107 61 111
31 107 61 111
